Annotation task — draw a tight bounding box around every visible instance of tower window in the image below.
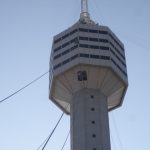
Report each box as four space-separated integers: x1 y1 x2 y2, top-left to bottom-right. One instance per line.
92 134 96 138
90 95 94 99
89 45 99 49
89 37 98 42
90 54 100 59
80 53 89 58
91 108 95 111
62 33 69 39
91 121 95 124
79 28 88 32
77 71 87 81
89 29 98 33
99 30 108 34
79 36 88 41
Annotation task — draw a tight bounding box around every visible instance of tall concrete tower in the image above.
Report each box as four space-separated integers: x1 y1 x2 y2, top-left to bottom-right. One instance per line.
49 0 128 150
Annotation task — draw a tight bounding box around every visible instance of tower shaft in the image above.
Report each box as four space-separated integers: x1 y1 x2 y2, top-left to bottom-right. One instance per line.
70 89 111 150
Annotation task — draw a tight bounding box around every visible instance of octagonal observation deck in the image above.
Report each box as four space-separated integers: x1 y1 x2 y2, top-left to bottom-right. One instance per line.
49 21 128 114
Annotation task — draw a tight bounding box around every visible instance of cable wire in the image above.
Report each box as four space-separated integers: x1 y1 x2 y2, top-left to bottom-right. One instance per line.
60 131 70 150
36 135 49 150
0 71 49 104
37 112 65 150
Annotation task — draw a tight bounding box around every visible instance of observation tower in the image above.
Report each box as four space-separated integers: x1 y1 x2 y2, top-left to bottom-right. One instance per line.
49 0 128 150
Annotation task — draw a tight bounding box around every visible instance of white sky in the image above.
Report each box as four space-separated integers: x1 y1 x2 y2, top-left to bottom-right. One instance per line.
0 0 150 150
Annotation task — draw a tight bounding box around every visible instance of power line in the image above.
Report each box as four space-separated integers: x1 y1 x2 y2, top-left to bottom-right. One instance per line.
36 135 49 150
60 131 70 150
37 119 69 150
37 112 65 150
0 71 49 104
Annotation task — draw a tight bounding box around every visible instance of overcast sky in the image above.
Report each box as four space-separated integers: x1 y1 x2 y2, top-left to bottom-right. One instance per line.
0 0 150 150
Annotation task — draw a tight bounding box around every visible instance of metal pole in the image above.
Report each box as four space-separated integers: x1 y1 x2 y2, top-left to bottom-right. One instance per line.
81 0 88 14
80 0 90 22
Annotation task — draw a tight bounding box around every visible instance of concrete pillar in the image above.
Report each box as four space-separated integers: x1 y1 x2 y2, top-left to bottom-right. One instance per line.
70 88 111 150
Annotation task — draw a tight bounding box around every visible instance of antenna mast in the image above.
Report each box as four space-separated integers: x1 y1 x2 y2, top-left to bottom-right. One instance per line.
80 0 91 23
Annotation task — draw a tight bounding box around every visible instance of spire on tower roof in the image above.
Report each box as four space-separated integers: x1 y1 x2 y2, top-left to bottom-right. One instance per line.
80 0 92 24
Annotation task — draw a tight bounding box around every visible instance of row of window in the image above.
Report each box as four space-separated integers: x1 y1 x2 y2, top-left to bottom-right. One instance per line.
53 45 78 60
54 37 109 52
79 44 109 50
53 53 127 77
79 36 125 60
54 37 78 52
110 48 126 67
108 33 124 52
54 29 78 44
53 53 110 70
53 44 109 60
53 27 124 52
53 28 107 44
109 41 125 60
53 43 126 68
54 36 125 62
79 36 108 43
79 44 126 68
111 58 127 77
79 28 108 34
80 53 110 60
53 54 78 69
78 28 124 52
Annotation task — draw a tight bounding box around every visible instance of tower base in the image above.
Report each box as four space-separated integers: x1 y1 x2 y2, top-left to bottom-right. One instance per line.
70 88 111 150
